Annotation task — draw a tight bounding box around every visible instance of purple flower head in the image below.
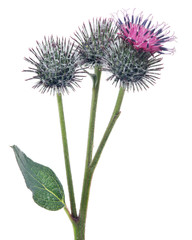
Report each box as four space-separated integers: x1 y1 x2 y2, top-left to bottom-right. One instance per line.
116 10 175 54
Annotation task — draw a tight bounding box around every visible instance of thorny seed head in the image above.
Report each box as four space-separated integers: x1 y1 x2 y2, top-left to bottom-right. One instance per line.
73 18 118 67
24 36 84 94
103 39 163 91
115 10 175 54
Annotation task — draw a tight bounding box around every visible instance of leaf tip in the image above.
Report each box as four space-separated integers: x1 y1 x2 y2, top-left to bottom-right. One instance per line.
10 145 17 150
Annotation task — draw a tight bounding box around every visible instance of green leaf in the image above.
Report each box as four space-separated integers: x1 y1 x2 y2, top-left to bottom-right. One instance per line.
12 145 65 211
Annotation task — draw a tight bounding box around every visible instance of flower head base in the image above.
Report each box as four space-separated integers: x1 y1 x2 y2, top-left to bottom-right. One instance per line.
73 18 117 67
24 36 83 94
116 10 175 54
104 39 163 91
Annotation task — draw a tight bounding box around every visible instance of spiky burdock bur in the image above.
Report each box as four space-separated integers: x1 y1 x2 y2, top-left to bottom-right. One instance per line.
73 18 118 67
103 39 163 91
24 36 84 94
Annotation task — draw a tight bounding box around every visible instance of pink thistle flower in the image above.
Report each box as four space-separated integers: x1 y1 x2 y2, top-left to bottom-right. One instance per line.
116 10 175 54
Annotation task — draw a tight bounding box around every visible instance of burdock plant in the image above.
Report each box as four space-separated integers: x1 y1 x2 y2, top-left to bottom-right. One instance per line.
12 10 175 240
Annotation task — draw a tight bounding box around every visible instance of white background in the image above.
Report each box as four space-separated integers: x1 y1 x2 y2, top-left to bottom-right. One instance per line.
0 0 191 239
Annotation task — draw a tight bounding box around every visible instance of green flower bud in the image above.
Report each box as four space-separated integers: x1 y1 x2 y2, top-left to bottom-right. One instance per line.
103 39 163 91
24 36 84 94
73 18 117 67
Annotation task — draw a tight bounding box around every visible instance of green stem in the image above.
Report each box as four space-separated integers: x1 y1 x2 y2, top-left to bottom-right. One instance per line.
57 93 77 218
90 87 125 172
85 66 102 168
64 206 76 225
76 67 101 239
64 206 79 240
62 78 125 240
74 86 125 240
